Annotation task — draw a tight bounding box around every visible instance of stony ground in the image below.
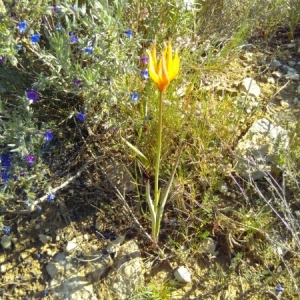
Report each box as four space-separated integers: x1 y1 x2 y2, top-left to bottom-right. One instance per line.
1 29 300 300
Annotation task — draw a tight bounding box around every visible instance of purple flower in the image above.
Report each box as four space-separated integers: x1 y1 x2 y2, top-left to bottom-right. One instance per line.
3 226 11 235
30 34 40 45
131 92 138 102
47 193 56 202
52 6 60 13
141 57 148 64
1 155 11 168
76 112 85 122
84 46 94 55
26 90 39 102
0 56 5 64
124 29 132 37
73 77 82 87
17 21 27 34
26 154 35 164
69 32 78 43
141 69 149 80
20 171 25 177
44 131 53 141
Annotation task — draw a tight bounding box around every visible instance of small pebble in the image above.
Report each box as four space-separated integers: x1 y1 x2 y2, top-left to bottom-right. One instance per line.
174 266 191 283
1 235 12 249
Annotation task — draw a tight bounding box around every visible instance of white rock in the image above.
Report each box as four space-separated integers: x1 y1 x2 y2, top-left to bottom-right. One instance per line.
240 78 260 98
64 239 78 253
174 266 191 283
272 71 283 78
1 235 12 249
267 77 275 84
0 264 6 273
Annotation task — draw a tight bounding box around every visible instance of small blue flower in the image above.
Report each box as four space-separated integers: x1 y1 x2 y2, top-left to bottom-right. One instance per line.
76 112 85 122
17 21 27 34
3 226 11 235
141 69 149 80
131 92 138 102
1 155 11 168
37 205 42 212
30 34 40 45
47 193 56 202
84 46 94 55
43 290 49 297
44 131 53 142
69 32 79 43
275 284 283 293
15 44 22 51
1 172 9 182
26 89 39 102
55 23 62 31
124 29 132 37
0 56 5 64
36 253 42 259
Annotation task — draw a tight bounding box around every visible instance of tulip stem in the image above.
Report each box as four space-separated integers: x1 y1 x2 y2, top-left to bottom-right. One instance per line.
154 91 163 210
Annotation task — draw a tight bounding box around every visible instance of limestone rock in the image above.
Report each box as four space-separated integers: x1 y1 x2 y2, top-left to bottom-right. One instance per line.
240 78 260 98
174 266 191 283
101 240 145 300
234 118 289 180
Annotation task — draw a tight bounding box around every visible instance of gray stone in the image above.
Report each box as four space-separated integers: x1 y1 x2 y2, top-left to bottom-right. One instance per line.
285 72 300 81
270 59 282 69
240 78 261 98
1 235 11 249
235 118 289 180
39 234 52 244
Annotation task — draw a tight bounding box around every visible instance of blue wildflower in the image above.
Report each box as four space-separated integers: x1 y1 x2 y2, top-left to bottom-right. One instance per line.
1 172 9 182
0 56 5 64
15 45 22 51
69 32 78 43
124 29 132 37
76 113 85 122
30 34 40 45
84 46 94 55
131 92 138 102
26 154 35 164
44 131 53 142
17 21 27 34
26 89 39 102
43 290 49 297
36 253 42 259
47 193 56 202
3 226 11 235
55 23 62 31
275 285 283 294
1 155 11 168
141 69 149 80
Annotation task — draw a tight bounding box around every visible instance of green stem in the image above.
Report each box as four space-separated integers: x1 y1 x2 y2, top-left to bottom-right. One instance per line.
154 91 163 211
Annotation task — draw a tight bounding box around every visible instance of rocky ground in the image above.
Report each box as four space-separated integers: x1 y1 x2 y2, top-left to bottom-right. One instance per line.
1 29 300 299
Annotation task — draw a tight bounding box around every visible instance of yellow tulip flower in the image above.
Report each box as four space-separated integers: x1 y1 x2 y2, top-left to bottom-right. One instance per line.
147 38 180 92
